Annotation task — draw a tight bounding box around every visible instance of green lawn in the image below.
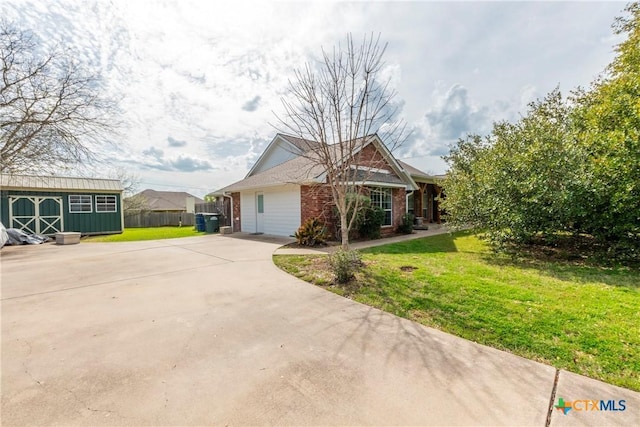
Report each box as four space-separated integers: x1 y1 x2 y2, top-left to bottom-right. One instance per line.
273 231 640 391
85 226 206 242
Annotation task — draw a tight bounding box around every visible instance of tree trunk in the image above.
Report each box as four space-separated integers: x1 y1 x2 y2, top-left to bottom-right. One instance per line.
340 213 350 250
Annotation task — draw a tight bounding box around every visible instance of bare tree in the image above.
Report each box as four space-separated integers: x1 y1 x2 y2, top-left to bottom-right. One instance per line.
103 167 148 214
277 33 405 249
0 20 117 174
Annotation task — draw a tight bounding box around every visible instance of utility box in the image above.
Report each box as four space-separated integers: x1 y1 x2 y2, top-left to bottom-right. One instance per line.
55 232 81 245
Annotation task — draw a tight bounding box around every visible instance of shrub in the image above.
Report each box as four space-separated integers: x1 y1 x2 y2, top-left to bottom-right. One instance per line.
397 213 414 234
294 217 328 246
357 204 384 239
329 249 362 283
332 194 384 241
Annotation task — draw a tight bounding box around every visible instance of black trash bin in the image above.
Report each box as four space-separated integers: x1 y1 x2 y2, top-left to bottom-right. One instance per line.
195 213 205 232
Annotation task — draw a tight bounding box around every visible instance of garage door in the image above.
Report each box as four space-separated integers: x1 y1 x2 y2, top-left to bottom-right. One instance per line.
9 196 64 235
240 185 301 236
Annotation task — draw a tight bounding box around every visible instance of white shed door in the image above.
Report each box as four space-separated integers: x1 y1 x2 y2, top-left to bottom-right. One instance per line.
9 196 64 235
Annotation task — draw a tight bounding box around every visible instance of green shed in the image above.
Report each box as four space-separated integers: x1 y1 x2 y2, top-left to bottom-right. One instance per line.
0 174 124 235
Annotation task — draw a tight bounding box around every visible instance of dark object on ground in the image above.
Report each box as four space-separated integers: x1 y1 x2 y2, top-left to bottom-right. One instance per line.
5 228 50 245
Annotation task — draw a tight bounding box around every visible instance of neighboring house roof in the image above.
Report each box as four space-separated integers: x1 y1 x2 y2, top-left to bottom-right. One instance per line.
216 133 421 194
133 189 204 211
0 174 123 192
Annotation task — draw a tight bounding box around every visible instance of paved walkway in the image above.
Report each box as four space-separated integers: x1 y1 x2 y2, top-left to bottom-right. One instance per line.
1 234 638 426
273 225 452 255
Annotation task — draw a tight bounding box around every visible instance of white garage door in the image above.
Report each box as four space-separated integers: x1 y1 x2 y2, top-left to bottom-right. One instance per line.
240 185 300 236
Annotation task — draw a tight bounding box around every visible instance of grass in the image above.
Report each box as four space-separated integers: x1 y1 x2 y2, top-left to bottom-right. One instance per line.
273 230 640 391
84 226 206 242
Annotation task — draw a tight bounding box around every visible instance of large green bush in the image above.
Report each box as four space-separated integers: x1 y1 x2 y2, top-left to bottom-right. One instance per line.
442 3 640 262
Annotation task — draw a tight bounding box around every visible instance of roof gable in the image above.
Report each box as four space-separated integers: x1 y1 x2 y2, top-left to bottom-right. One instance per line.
349 135 418 191
247 134 320 177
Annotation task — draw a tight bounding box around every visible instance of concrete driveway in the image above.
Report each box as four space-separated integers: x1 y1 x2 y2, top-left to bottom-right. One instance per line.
1 235 638 426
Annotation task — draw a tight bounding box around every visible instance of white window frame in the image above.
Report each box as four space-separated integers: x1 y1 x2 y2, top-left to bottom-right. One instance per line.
95 195 117 213
69 195 92 213
370 187 393 226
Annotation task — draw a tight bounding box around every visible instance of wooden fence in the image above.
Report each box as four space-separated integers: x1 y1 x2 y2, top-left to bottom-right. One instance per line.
124 200 231 228
124 212 195 228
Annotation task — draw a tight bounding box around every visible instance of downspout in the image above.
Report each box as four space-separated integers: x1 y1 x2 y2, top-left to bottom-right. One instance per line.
223 192 234 232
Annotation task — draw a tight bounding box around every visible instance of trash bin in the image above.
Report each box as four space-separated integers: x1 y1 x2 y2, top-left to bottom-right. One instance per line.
195 213 205 232
205 214 220 233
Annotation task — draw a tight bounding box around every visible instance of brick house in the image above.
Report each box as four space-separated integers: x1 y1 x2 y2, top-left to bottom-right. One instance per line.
214 133 441 237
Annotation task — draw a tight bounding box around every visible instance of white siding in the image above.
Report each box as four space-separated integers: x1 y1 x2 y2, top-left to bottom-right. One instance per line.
251 139 298 174
240 192 256 233
263 185 301 236
239 185 301 236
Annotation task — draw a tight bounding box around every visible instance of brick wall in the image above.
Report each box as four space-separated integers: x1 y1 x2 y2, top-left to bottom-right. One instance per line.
300 184 407 239
300 184 336 234
231 192 241 232
390 187 408 235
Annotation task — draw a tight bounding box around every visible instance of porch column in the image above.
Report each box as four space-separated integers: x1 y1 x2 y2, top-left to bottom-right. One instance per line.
434 185 442 223
415 183 426 219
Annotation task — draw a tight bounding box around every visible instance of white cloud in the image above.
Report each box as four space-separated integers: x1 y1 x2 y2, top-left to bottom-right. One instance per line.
1 0 627 194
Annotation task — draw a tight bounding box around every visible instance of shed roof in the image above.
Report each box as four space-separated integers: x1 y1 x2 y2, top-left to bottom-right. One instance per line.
0 174 123 192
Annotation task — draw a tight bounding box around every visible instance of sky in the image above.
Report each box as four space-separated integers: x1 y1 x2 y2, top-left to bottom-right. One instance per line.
1 0 628 197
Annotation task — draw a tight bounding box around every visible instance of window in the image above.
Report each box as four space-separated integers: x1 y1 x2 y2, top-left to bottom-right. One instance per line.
370 187 392 226
69 195 92 213
96 195 117 212
257 194 264 213
407 192 414 216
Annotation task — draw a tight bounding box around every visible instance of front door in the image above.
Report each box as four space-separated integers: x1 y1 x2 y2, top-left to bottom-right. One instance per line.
255 192 264 233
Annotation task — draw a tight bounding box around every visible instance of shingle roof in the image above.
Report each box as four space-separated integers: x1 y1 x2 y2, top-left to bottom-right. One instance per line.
217 134 421 194
217 155 324 193
397 160 446 183
279 134 322 152
347 169 405 185
397 160 431 179
134 189 204 211
0 174 123 192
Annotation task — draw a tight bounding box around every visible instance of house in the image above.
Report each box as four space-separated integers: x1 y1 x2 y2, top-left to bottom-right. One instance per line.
214 133 442 237
0 174 124 235
399 161 446 224
131 189 204 213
